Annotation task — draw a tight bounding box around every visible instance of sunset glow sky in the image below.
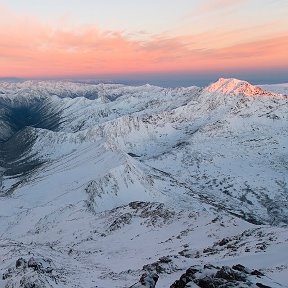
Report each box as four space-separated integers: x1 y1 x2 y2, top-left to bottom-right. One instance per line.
0 0 287 83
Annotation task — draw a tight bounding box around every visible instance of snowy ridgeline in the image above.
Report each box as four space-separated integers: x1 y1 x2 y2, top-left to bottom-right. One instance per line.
0 78 287 287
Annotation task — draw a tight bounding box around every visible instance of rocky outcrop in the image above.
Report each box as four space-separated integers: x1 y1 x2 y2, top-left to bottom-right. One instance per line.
143 256 178 274
130 272 159 288
169 264 281 288
2 257 57 288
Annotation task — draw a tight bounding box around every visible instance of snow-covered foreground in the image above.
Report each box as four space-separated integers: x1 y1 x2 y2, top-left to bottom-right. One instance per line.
0 78 287 287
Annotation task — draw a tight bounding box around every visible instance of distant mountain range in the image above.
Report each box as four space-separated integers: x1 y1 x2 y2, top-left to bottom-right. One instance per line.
0 78 287 287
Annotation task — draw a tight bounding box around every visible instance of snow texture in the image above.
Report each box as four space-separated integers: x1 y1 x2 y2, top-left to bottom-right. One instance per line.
0 78 287 287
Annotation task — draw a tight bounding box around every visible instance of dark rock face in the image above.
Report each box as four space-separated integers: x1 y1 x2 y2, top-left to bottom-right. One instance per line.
232 264 251 274
215 266 246 281
170 266 201 288
256 283 272 288
169 264 276 288
143 256 176 274
27 257 41 271
109 213 132 231
19 276 46 288
140 273 159 287
131 272 159 288
2 257 56 288
128 201 176 226
16 258 27 269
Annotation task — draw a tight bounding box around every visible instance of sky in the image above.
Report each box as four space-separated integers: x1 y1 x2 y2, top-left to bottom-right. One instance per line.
0 0 287 85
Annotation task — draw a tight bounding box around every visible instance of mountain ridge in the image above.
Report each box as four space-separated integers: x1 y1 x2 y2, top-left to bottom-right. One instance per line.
206 77 281 97
0 77 287 287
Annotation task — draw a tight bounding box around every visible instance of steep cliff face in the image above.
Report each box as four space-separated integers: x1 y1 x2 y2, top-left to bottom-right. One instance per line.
0 79 287 287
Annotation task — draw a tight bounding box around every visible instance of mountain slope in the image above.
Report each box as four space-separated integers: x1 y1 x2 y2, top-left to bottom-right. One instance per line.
0 78 287 287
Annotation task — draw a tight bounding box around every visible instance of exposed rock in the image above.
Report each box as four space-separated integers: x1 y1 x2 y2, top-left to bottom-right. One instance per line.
19 275 46 288
169 264 282 288
251 270 265 276
130 272 159 288
106 202 177 234
218 238 230 246
143 256 177 274
214 266 246 281
27 257 41 271
232 264 251 274
2 257 57 288
170 266 202 288
2 268 13 280
256 283 272 288
158 256 172 264
109 213 132 231
16 258 27 269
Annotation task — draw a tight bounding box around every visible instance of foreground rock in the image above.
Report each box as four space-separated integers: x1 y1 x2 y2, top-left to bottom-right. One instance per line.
130 272 159 288
2 257 58 288
170 264 283 288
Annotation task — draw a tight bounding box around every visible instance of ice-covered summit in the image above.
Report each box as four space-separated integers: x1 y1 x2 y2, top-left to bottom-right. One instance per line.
206 77 278 96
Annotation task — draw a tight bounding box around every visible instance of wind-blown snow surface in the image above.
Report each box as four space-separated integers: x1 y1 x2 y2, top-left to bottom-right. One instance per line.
0 78 287 287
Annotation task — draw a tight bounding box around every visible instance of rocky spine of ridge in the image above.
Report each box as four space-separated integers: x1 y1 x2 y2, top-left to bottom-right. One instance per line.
128 263 282 287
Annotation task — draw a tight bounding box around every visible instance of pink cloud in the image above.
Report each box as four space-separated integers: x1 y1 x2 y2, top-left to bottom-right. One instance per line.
0 5 287 77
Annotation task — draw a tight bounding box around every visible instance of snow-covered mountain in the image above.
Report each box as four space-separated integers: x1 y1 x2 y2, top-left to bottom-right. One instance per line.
0 78 287 287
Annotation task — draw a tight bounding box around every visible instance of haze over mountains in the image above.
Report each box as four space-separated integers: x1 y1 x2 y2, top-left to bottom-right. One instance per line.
0 78 287 288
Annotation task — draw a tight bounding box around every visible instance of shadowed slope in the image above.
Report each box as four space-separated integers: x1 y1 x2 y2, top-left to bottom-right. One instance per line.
0 98 62 194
